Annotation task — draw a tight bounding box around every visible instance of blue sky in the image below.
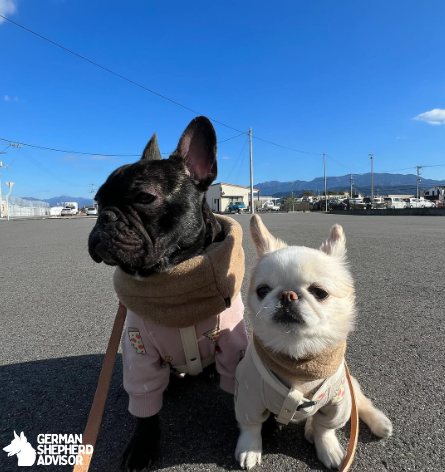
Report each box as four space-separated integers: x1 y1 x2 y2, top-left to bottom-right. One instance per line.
1 0 444 199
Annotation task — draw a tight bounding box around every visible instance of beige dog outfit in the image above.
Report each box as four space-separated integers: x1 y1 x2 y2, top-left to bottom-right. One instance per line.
114 216 248 417
235 337 351 429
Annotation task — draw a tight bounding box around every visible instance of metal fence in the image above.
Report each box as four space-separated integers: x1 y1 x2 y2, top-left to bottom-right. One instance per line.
4 197 50 217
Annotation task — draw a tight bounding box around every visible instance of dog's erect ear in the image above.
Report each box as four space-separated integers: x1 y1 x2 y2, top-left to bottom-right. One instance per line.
250 215 287 257
14 431 19 440
172 116 217 189
20 432 26 443
320 224 346 258
141 133 162 161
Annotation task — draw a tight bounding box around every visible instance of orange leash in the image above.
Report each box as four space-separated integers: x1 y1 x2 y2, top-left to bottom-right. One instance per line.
339 362 359 472
73 302 127 472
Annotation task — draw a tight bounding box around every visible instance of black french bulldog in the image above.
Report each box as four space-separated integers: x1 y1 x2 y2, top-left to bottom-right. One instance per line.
88 116 224 471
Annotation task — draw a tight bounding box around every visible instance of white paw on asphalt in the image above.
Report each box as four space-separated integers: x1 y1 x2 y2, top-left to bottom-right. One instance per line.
235 429 262 469
237 450 262 469
370 411 393 438
315 433 345 470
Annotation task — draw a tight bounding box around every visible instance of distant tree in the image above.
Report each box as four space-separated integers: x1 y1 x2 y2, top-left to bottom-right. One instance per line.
282 196 298 211
302 190 314 197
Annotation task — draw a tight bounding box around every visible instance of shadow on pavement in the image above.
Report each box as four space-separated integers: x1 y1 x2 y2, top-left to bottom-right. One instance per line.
0 355 349 472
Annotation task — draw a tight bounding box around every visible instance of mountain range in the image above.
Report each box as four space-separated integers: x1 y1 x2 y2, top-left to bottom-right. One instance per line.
22 195 94 207
254 173 445 197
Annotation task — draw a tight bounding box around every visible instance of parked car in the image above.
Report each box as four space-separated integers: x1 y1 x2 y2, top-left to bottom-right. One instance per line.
404 198 433 208
328 199 348 211
61 208 72 216
431 200 443 207
384 197 405 209
347 198 367 210
227 202 246 213
85 207 98 216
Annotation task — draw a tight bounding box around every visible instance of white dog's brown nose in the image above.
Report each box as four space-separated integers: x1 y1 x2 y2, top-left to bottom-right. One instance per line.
280 291 298 305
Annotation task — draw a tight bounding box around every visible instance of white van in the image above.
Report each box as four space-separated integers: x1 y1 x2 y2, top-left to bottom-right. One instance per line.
404 198 433 208
384 197 405 209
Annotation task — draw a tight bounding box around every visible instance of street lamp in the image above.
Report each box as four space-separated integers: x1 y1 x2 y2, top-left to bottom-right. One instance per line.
5 181 14 221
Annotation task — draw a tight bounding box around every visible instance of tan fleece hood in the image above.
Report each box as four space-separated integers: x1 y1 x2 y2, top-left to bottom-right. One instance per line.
113 215 245 328
253 334 346 382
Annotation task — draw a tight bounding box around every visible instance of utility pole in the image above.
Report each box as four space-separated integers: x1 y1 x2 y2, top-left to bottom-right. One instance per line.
369 154 374 199
290 181 295 212
249 128 254 214
5 181 14 220
350 174 354 198
323 153 327 212
416 166 422 199
0 158 9 218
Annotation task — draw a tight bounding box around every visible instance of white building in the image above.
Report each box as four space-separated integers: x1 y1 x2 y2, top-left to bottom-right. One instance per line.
424 186 445 202
206 183 259 213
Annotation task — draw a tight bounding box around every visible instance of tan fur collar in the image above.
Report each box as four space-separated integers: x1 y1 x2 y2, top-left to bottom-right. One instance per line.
113 215 245 328
253 334 346 382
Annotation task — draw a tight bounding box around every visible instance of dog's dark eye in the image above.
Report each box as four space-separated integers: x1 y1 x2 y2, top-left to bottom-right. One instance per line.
135 193 156 205
309 286 329 301
256 285 271 299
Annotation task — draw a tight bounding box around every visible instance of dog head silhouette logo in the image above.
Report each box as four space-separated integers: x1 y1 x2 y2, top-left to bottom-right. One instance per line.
3 431 37 466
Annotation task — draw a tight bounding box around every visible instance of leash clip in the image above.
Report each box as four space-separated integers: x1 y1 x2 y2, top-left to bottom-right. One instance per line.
296 400 317 411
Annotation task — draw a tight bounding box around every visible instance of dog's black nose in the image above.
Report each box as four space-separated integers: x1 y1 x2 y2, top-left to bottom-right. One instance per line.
280 291 298 306
99 210 118 225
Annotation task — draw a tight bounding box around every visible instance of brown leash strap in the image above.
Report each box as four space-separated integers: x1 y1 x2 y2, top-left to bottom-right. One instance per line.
339 362 359 472
73 302 127 472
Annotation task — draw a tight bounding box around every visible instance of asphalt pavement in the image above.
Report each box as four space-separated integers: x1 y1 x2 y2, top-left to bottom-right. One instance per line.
0 213 443 472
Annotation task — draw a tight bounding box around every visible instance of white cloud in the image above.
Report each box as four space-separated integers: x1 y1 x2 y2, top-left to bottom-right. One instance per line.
3 94 10 101
222 156 231 160
414 108 445 125
0 0 18 24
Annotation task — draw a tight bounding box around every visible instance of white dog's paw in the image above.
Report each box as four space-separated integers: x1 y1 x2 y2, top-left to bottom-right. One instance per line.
314 430 345 470
369 410 393 438
235 426 262 469
237 450 262 469
304 417 314 444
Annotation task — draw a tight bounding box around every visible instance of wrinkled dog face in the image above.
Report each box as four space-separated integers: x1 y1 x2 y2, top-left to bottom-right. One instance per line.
248 215 356 358
88 117 221 276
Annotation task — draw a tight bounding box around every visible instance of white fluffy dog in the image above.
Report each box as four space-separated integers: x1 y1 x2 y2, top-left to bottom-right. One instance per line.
234 215 392 469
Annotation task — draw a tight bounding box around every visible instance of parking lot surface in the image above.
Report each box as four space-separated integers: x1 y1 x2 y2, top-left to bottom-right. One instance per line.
0 213 443 471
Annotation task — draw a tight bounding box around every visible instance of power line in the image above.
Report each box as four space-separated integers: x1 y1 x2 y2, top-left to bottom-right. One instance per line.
223 136 248 183
0 132 246 158
0 14 325 156
0 13 245 133
251 136 322 156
